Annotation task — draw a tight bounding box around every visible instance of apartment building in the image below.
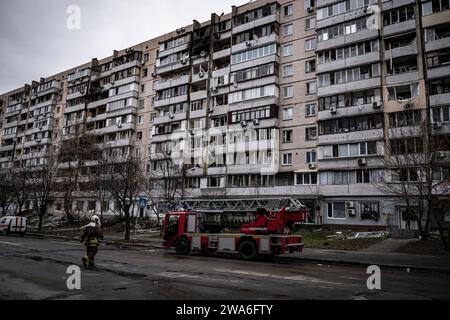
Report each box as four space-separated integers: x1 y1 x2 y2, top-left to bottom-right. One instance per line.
0 0 449 228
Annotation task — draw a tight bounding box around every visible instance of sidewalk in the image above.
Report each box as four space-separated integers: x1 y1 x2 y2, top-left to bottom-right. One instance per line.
285 248 450 273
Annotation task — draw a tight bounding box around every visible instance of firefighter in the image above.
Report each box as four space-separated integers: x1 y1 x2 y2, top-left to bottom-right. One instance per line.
80 215 104 268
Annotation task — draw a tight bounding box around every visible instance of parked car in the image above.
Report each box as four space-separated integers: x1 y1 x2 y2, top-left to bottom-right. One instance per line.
0 216 27 236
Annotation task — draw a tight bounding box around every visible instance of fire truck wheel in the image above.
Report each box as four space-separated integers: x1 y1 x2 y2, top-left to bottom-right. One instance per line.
238 240 257 260
175 237 190 255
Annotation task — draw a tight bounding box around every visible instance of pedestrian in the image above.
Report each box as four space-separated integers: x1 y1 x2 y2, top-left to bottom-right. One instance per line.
80 215 104 268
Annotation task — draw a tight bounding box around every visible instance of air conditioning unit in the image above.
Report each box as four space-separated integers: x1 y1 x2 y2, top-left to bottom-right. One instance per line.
245 41 252 47
181 59 187 65
330 106 337 114
347 209 356 216
308 163 316 169
433 122 443 129
345 201 355 209
210 86 217 92
207 107 213 113
241 120 247 127
373 101 382 109
307 7 314 13
253 119 260 125
358 158 367 166
169 112 174 119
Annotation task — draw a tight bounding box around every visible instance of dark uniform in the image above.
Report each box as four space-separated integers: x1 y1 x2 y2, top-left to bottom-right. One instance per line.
80 223 104 268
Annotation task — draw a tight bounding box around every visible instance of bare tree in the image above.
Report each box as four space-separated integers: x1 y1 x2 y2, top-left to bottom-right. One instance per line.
381 110 450 248
10 169 29 215
95 150 145 240
58 133 100 224
144 150 187 226
27 147 60 231
0 169 15 217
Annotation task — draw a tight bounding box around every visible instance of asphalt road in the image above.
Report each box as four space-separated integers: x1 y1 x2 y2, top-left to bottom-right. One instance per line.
0 235 449 300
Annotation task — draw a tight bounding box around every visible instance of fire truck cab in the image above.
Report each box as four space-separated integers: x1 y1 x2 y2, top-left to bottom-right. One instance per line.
163 208 305 260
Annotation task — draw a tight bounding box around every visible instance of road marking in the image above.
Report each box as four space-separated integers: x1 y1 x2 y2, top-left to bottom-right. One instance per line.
158 272 200 279
0 241 22 246
213 268 343 285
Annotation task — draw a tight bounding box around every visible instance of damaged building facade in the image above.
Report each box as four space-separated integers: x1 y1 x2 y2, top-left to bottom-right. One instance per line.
0 0 449 229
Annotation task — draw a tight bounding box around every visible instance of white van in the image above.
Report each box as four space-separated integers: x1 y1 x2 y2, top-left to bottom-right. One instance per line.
0 216 27 236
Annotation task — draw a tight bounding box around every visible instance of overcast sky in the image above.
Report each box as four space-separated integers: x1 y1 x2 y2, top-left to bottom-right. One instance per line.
0 0 249 94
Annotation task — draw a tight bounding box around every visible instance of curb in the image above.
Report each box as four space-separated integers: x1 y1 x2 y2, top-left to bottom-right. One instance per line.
278 255 450 274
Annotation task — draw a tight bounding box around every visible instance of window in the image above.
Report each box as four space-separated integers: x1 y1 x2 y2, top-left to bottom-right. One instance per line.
296 172 318 185
305 17 316 30
143 68 148 77
283 64 294 77
306 127 317 140
327 202 346 219
283 44 293 57
282 153 293 165
141 84 146 93
306 150 316 163
138 115 143 124
305 38 316 51
284 4 293 16
282 129 293 143
139 99 145 108
305 60 316 73
136 131 143 140
305 103 316 117
232 43 277 64
360 202 380 220
283 24 294 36
306 81 316 94
283 107 293 120
283 86 293 98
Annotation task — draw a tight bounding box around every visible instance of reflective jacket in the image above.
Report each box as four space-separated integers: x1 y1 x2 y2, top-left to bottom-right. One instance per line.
80 223 104 247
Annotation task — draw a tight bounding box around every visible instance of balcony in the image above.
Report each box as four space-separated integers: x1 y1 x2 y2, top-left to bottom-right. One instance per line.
386 70 419 86
317 51 380 74
316 8 369 30
212 66 230 78
30 98 58 111
316 29 378 51
153 112 187 125
190 90 207 101
317 77 381 96
66 91 86 101
422 9 450 28
384 43 418 60
23 138 51 148
231 34 278 54
110 59 141 73
213 48 231 60
153 75 189 91
230 54 279 72
383 20 416 37
430 92 450 107
154 94 188 108
0 144 15 152
318 129 384 145
156 60 189 75
158 43 190 59
92 122 135 135
88 90 138 109
191 73 208 83
232 13 278 34
110 75 140 88
190 109 207 119
64 103 85 114
37 82 60 97
104 138 133 148
425 37 450 52
388 126 422 138
428 65 450 80
318 156 384 170
318 102 383 121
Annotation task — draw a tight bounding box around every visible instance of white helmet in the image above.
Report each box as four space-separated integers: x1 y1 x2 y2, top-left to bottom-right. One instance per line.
91 215 100 223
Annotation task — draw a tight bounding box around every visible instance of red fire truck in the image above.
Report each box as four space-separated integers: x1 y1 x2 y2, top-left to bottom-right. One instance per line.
163 206 307 260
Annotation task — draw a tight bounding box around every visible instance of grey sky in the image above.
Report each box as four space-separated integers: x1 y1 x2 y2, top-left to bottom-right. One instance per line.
0 0 249 94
